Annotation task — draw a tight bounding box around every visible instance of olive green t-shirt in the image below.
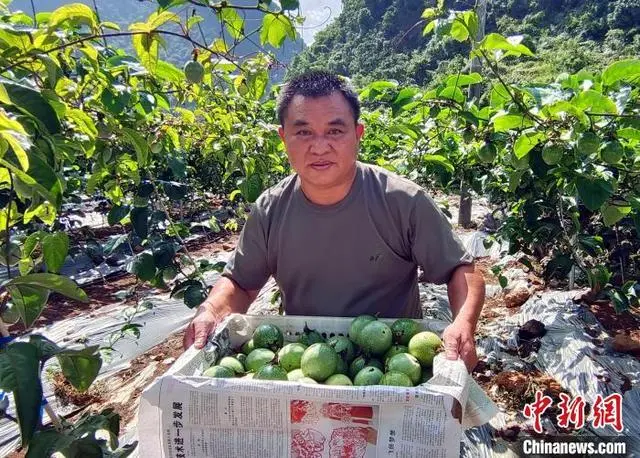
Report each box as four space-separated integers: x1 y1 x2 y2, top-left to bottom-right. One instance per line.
222 162 473 318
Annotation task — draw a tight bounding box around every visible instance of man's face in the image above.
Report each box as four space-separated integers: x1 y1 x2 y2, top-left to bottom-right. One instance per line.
278 92 364 190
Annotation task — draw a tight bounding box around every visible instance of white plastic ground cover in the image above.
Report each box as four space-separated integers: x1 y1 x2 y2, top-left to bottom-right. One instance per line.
477 290 640 454
137 314 498 458
460 231 508 260
0 256 233 457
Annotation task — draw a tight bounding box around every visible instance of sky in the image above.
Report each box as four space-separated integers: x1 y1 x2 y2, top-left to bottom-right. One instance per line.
298 0 342 44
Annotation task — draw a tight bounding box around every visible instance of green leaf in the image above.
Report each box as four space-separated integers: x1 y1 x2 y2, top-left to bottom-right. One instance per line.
145 11 179 29
131 32 160 72
48 3 97 30
127 252 155 281
27 335 62 360
122 128 150 166
576 176 614 212
617 127 640 141
100 86 132 115
26 429 69 458
4 273 88 303
158 0 186 8
7 284 50 328
450 18 469 42
42 232 69 274
445 73 482 88
490 82 511 108
162 181 187 201
104 234 128 256
633 212 640 235
23 151 63 206
152 241 177 269
23 231 46 258
602 204 632 227
130 206 149 239
0 342 42 446
281 0 299 10
260 14 295 48
66 108 97 139
423 154 454 173
154 60 184 84
573 90 618 115
57 347 102 392
476 33 534 58
421 7 439 20
184 282 207 308
514 131 545 158
108 205 130 225
239 174 262 203
100 21 121 30
493 113 532 132
438 86 465 104
602 59 640 87
219 7 244 40
392 87 419 115
1 80 61 134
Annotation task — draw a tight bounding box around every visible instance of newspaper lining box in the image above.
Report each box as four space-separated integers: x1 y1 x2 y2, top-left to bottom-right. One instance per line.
137 314 497 458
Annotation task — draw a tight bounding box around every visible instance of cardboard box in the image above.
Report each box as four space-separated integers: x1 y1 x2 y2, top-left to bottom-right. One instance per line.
137 314 496 458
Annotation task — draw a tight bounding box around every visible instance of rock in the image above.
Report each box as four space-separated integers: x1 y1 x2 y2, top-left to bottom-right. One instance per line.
163 357 176 365
612 331 640 357
504 287 531 308
496 425 521 442
519 319 546 340
222 243 234 251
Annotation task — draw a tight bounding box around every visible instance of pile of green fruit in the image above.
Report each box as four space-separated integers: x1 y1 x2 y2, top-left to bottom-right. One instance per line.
202 316 442 387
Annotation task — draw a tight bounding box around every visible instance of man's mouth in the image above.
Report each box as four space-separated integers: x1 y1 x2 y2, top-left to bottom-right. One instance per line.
310 161 334 170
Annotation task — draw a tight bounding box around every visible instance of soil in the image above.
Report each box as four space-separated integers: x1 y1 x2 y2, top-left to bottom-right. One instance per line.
97 330 187 427
588 300 640 334
7 232 239 336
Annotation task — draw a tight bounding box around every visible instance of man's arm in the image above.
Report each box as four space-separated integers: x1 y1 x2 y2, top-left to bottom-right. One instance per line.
183 276 260 349
443 263 485 371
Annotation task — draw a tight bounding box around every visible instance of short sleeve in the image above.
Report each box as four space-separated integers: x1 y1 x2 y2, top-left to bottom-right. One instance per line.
409 191 473 284
222 204 270 291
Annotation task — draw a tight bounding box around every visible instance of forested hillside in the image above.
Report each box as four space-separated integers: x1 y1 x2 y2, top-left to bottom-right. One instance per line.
289 0 640 85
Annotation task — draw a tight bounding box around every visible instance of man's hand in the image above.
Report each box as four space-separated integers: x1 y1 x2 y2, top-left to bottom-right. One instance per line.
183 306 227 350
182 277 258 350
445 263 484 372
442 318 478 372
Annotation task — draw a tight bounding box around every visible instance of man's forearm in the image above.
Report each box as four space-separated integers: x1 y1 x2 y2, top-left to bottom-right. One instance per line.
447 263 485 329
199 276 258 319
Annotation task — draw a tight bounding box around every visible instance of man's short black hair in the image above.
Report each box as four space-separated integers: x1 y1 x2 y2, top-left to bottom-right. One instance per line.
277 70 360 126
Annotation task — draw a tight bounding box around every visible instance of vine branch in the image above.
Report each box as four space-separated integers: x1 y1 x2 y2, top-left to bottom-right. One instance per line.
0 30 243 74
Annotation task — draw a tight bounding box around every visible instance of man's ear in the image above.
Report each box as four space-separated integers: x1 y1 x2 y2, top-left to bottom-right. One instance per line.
356 123 365 140
278 126 285 141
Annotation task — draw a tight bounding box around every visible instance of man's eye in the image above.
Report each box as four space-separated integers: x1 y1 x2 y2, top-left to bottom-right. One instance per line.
296 130 311 136
328 129 343 135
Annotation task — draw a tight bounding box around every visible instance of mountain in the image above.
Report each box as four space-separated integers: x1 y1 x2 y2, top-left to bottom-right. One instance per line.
10 0 303 80
288 0 640 86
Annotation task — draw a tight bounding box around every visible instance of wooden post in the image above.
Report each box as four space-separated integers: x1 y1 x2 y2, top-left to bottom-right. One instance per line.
458 0 488 229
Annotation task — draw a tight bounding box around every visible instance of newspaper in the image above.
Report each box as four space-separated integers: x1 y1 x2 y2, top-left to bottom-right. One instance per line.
137 315 498 458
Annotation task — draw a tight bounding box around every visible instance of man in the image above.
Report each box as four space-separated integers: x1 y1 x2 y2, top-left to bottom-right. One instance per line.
183 71 485 371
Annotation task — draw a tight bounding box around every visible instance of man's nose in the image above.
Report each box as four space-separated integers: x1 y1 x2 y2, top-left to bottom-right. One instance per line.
309 134 331 154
